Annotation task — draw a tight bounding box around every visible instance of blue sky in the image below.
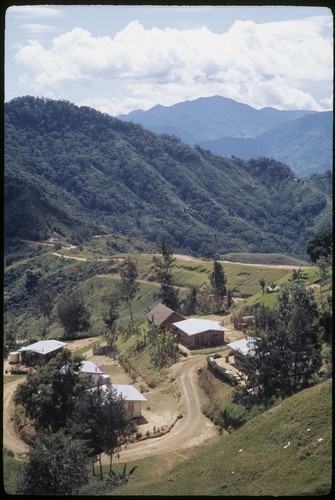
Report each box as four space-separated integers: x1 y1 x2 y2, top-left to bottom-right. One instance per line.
5 4 333 116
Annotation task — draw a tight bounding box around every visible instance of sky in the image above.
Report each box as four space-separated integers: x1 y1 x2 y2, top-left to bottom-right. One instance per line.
4 4 334 116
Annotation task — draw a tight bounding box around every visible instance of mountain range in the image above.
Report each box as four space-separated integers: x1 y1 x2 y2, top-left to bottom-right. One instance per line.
5 96 332 260
118 95 332 177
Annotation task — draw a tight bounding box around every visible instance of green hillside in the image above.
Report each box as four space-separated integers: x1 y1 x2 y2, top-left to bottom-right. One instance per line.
3 237 332 496
5 96 332 260
116 378 332 496
4 177 97 241
5 236 327 344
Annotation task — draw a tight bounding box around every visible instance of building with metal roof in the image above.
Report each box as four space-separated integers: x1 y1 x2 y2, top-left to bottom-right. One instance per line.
18 340 67 364
227 337 258 357
173 318 230 349
93 383 147 418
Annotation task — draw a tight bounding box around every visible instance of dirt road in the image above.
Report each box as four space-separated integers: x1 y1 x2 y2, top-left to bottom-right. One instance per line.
3 379 29 457
174 254 311 270
111 355 217 464
3 354 217 463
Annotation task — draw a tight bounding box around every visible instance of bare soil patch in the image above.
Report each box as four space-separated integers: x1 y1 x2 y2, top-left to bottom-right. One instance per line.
64 336 98 351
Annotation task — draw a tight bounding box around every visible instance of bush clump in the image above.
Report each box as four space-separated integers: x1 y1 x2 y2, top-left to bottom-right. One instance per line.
220 399 264 430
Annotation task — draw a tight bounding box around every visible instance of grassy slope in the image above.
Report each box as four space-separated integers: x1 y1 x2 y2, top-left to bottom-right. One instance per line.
5 241 328 340
116 378 332 496
4 242 332 495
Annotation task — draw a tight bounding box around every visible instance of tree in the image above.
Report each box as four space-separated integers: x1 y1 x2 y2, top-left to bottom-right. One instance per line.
25 269 41 294
147 325 178 367
18 429 89 495
210 260 227 310
288 268 308 283
259 278 266 294
14 350 88 432
118 258 138 331
242 281 322 407
319 296 332 344
103 294 120 333
183 286 197 315
153 240 180 311
35 284 53 338
316 256 331 304
306 226 332 263
101 384 133 473
57 290 90 339
77 384 132 479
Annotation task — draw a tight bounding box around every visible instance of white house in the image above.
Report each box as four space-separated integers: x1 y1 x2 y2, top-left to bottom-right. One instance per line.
61 360 108 387
227 337 258 357
112 384 147 418
227 336 259 371
18 340 67 364
79 360 104 386
173 318 230 349
94 383 147 419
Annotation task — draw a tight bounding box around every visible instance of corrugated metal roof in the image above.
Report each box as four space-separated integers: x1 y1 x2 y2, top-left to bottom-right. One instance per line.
227 337 257 356
94 384 147 401
112 384 147 401
19 340 67 355
172 318 230 336
80 360 103 374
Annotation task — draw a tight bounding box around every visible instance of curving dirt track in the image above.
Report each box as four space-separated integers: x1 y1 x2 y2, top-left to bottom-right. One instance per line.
3 355 217 463
111 355 218 464
3 379 29 457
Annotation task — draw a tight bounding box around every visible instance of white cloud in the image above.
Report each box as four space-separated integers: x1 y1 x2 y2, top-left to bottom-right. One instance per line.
7 6 64 19
22 24 58 35
79 96 151 116
13 15 333 113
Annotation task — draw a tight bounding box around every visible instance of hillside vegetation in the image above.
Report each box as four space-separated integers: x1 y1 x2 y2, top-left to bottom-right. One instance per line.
5 234 327 344
115 378 332 496
5 96 332 260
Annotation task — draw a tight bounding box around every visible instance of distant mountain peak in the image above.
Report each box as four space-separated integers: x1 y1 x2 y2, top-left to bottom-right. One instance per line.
5 95 332 259
118 95 329 175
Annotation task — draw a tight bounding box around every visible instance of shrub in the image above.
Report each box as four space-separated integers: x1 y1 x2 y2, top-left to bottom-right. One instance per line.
220 399 264 430
220 400 249 429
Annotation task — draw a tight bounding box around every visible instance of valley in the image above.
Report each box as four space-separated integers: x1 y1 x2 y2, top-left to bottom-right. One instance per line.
3 96 332 496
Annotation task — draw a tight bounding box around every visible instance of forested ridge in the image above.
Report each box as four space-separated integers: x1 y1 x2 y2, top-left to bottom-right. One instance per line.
199 111 332 177
5 96 332 259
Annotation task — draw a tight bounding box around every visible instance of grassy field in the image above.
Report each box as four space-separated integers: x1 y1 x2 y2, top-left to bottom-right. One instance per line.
114 378 332 496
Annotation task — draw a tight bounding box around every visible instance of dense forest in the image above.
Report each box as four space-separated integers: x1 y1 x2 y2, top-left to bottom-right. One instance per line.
5 96 332 259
